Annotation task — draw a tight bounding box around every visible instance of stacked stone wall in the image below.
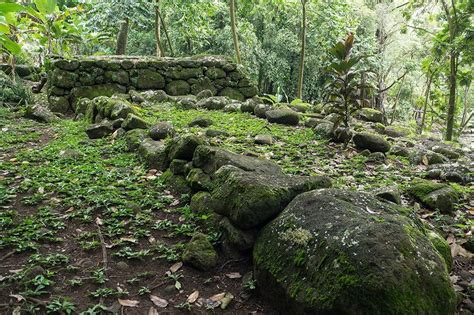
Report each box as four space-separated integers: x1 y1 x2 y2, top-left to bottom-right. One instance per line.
47 55 258 113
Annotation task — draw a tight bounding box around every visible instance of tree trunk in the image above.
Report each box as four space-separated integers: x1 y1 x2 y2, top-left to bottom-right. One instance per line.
419 73 433 134
460 85 471 132
116 18 129 55
230 0 241 64
296 0 307 99
445 50 457 140
155 0 165 57
156 8 174 56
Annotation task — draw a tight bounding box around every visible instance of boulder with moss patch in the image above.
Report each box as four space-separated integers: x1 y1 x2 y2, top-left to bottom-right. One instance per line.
192 145 282 175
253 188 456 314
406 180 459 214
124 129 147 152
357 108 384 123
121 113 148 130
167 135 204 162
266 108 300 126
208 165 331 229
353 132 391 153
137 138 168 170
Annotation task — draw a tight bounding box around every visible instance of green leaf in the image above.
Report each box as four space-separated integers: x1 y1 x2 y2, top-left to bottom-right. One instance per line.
34 0 57 15
0 3 26 14
0 35 21 55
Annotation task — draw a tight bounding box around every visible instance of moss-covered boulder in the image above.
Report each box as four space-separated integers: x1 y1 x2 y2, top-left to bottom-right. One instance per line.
137 138 168 170
161 170 191 194
253 189 456 315
426 163 472 184
182 233 218 271
266 108 300 126
218 87 245 101
427 231 453 271
124 129 147 152
219 217 257 251
192 145 282 175
149 122 174 140
165 80 190 96
431 145 461 160
190 191 213 213
208 166 331 229
353 132 391 153
409 149 446 165
48 96 70 113
70 84 127 109
121 113 148 130
357 107 384 123
384 125 411 138
167 135 204 161
85 121 114 139
133 69 165 90
406 180 459 214
186 168 212 191
189 116 213 128
196 96 230 110
24 104 57 123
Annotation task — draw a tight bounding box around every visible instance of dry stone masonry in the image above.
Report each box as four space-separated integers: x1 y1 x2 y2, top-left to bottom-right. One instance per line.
47 55 258 113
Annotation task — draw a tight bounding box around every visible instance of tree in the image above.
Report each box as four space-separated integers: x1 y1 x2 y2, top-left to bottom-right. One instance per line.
154 0 164 57
324 34 369 129
229 0 241 64
116 17 129 55
296 0 308 99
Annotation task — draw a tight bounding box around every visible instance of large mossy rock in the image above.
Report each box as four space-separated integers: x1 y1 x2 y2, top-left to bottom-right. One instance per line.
196 96 230 110
192 145 282 175
357 108 384 123
406 180 459 214
265 108 300 126
137 138 168 170
208 166 331 229
85 121 114 139
167 135 204 161
24 104 57 123
253 189 456 315
353 131 391 153
70 84 127 109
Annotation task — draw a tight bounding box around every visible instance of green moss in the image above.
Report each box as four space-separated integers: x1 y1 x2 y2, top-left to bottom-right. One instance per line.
428 231 453 271
406 180 446 201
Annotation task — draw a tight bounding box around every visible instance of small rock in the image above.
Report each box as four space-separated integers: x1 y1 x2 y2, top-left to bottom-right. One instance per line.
169 159 188 175
116 261 129 271
86 122 114 139
205 129 229 138
196 89 214 100
255 134 273 145
149 122 174 140
265 108 300 126
182 233 218 271
189 117 213 128
121 113 148 130
374 186 401 204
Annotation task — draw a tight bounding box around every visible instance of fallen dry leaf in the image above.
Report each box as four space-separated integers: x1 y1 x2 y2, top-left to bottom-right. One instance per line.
225 272 242 279
95 217 103 226
210 292 226 302
170 262 183 273
118 299 139 307
147 307 159 315
187 290 199 303
150 295 168 308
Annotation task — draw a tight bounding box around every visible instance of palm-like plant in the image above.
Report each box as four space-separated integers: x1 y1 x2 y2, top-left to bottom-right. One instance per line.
324 33 370 128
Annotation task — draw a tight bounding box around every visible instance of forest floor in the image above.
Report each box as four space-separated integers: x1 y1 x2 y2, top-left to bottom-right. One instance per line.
0 101 473 314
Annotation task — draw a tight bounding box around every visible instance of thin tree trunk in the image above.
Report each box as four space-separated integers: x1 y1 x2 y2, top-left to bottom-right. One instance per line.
445 50 457 140
156 8 174 56
116 18 129 55
296 0 307 99
420 73 433 134
155 0 165 57
230 0 241 64
389 76 405 125
460 85 471 131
